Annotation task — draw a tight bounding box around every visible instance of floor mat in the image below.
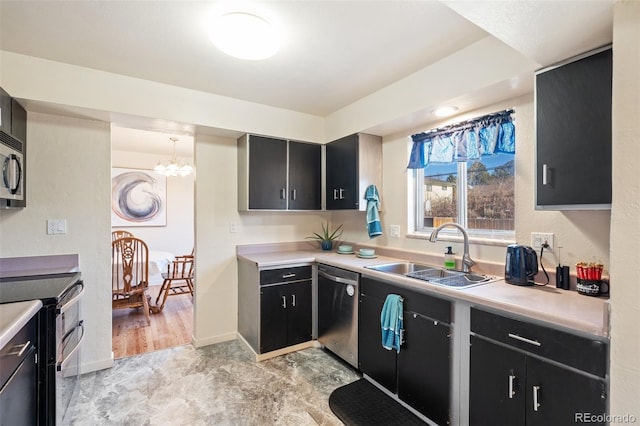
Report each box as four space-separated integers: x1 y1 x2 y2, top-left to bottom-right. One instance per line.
328 378 427 425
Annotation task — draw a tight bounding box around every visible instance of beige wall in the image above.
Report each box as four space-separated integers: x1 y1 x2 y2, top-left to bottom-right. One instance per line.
610 0 640 421
336 95 611 273
0 2 636 418
0 112 113 372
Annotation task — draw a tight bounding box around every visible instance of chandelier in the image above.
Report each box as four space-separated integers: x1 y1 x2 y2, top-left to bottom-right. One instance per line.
154 137 194 177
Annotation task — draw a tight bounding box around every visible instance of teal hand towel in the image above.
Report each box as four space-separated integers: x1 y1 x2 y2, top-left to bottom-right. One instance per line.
365 184 382 238
380 294 404 352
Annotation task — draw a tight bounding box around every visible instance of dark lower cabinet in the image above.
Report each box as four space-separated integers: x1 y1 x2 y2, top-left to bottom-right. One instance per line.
470 308 608 426
359 276 452 424
359 289 397 392
260 280 312 353
0 314 38 426
398 312 451 425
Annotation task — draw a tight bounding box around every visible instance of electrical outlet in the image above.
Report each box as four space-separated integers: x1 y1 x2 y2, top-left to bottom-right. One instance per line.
229 222 238 233
389 225 400 238
531 232 554 251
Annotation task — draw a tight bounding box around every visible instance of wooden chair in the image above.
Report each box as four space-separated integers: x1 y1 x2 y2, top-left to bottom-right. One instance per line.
112 230 133 241
153 254 195 313
112 236 151 325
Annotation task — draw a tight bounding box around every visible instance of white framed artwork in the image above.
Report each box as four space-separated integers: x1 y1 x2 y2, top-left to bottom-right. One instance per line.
111 168 167 227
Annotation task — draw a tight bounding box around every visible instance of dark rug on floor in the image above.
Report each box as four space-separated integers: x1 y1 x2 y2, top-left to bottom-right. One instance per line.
329 378 426 425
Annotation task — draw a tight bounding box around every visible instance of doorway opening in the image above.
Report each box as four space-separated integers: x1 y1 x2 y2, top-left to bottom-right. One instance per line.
110 125 195 359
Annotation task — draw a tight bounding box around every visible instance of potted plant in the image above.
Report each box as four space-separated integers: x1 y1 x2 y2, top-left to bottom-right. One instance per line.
306 222 343 251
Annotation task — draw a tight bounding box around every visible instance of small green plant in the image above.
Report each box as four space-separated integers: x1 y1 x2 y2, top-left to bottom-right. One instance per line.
306 222 343 242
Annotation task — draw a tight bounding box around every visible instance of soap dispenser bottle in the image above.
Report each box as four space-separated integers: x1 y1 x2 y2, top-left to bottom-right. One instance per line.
444 246 456 269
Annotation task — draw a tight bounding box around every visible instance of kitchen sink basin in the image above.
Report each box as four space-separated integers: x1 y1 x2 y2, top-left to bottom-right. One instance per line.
365 262 498 289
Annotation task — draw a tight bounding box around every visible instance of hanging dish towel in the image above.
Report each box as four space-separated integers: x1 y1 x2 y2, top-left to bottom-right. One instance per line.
365 184 382 238
380 294 404 352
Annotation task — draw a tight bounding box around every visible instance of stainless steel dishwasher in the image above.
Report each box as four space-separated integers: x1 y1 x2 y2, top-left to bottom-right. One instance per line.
317 264 359 368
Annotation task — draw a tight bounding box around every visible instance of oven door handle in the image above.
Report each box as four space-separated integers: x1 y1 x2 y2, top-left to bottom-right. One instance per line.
57 320 84 372
57 280 85 315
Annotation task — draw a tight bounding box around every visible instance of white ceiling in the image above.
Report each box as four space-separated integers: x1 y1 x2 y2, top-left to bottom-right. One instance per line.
0 0 614 153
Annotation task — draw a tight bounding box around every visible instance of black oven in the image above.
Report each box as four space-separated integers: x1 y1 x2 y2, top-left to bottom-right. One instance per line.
0 272 84 425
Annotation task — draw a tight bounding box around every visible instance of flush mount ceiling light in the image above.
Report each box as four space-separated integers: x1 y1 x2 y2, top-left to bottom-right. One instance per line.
154 137 194 177
433 106 459 117
208 11 281 60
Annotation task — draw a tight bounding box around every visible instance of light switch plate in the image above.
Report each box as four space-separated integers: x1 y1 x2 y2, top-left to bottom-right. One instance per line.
47 219 67 235
390 225 400 238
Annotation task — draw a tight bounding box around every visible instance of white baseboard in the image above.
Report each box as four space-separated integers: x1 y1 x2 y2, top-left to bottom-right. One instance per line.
192 331 237 348
80 355 114 374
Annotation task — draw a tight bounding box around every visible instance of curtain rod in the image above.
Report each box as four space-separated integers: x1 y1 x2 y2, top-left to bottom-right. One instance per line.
412 108 514 139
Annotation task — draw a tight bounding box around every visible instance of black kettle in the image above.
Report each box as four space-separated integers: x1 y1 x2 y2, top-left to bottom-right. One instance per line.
505 244 538 286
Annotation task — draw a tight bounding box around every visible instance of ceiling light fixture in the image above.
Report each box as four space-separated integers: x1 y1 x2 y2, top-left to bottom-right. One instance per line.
433 106 459 117
208 11 281 60
154 137 194 177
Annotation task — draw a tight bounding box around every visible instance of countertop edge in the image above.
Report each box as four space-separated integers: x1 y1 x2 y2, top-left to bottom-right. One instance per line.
237 250 610 339
0 300 42 349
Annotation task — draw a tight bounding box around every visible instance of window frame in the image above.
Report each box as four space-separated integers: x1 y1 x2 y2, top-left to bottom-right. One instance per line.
410 160 515 245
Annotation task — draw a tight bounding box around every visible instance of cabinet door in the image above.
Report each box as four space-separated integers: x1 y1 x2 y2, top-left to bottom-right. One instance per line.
326 134 358 210
286 280 312 346
526 356 607 426
288 142 321 210
358 291 397 393
0 87 12 134
248 135 287 210
398 312 451 425
469 335 526 426
535 48 612 208
260 285 288 353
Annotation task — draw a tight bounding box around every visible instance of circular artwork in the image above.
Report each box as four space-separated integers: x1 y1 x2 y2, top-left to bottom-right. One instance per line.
111 169 166 226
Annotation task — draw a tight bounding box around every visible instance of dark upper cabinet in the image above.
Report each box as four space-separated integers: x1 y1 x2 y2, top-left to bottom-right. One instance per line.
238 134 321 211
288 141 321 210
535 46 612 210
0 87 12 134
326 133 381 210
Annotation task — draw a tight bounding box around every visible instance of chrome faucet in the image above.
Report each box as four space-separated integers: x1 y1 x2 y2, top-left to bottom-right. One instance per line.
429 222 475 273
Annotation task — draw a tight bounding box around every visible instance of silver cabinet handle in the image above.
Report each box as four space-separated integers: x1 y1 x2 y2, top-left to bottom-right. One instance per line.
333 189 339 200
533 385 541 411
8 341 31 357
291 294 296 307
508 374 516 399
282 273 296 279
339 188 345 199
542 164 549 185
291 189 297 201
280 188 286 199
508 333 541 347
281 295 286 308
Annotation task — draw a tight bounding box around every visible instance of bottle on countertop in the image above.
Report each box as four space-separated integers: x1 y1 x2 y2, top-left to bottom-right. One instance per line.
444 246 456 269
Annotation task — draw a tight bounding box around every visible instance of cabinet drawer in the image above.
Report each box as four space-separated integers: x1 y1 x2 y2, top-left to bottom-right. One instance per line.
260 266 312 285
361 277 450 324
471 308 607 378
0 314 37 388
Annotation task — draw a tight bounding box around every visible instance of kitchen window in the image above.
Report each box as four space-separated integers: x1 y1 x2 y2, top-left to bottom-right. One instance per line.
408 110 515 242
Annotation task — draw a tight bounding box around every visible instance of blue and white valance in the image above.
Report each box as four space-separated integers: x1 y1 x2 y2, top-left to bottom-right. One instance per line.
407 109 515 169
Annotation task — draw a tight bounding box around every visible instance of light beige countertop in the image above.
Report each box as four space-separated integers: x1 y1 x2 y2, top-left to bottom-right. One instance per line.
0 300 42 348
237 243 610 339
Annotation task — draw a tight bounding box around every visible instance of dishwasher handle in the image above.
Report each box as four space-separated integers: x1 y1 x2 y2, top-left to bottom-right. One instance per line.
318 270 358 287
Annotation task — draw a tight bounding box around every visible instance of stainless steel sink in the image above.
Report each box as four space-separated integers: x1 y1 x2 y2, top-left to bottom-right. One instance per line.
365 262 498 289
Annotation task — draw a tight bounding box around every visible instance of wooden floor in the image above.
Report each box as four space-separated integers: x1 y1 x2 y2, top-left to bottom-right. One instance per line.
112 285 193 359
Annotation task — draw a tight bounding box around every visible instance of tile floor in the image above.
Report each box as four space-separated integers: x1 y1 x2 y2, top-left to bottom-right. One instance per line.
66 340 360 425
